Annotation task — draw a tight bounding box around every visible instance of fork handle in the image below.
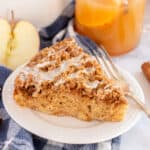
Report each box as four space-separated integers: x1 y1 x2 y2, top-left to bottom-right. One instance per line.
126 92 150 118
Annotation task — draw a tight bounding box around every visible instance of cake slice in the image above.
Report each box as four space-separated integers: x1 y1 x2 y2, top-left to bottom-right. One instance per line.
14 38 128 121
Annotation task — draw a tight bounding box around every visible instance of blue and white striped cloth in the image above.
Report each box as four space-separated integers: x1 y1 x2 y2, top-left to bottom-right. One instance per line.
0 1 121 150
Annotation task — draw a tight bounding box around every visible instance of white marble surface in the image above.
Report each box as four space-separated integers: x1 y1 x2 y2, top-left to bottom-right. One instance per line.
114 31 150 150
114 2 150 149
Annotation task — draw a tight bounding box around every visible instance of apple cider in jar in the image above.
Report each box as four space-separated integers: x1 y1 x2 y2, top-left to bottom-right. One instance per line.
75 0 146 56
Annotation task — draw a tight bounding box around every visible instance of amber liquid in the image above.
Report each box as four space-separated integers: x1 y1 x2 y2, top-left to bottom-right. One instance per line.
75 0 146 56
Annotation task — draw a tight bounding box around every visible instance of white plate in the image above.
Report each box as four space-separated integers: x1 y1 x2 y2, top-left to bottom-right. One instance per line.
2 66 144 144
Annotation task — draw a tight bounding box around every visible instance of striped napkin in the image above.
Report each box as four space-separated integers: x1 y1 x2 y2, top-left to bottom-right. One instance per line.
0 1 121 150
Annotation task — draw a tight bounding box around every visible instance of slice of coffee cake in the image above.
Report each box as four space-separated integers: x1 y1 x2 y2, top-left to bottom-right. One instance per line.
14 38 128 121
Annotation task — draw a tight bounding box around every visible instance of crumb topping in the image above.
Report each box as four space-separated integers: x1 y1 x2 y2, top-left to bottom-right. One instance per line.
15 38 125 103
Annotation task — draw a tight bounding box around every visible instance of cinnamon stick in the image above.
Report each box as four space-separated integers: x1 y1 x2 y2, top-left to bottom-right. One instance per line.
142 62 150 81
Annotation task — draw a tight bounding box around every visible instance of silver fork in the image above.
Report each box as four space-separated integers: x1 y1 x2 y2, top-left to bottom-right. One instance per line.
77 35 150 118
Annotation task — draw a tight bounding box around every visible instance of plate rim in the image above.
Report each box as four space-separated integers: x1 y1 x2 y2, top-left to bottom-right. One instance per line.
2 65 145 144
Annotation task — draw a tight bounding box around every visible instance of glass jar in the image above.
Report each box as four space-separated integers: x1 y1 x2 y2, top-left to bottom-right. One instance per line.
75 0 146 56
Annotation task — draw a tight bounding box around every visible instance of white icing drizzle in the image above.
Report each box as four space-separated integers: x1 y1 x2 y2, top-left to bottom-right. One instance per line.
20 53 101 90
21 55 84 82
104 84 111 89
18 73 27 81
54 79 65 86
84 67 95 73
84 80 99 89
68 72 78 78
18 67 31 81
55 67 96 87
68 67 95 79
36 61 55 68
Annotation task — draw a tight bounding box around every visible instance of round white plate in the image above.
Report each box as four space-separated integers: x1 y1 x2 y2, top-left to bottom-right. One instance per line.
2 66 144 144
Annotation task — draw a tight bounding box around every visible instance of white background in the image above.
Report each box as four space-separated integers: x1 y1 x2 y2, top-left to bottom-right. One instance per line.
0 0 70 28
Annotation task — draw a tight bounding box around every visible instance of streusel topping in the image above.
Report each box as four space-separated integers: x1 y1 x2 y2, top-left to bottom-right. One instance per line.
15 38 124 103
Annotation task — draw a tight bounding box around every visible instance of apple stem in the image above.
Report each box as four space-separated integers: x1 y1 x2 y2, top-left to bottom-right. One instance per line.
10 10 15 30
8 10 15 54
